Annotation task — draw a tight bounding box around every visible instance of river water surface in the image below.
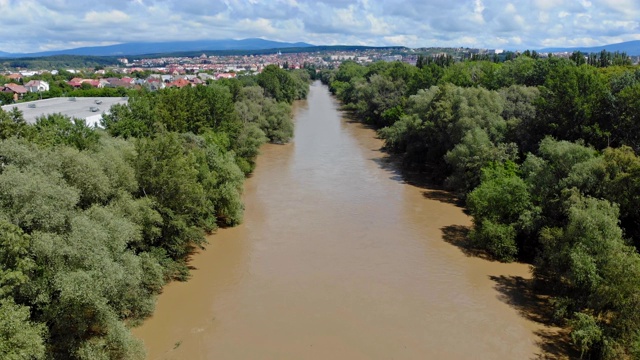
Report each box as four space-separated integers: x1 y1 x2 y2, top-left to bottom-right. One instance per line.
133 82 546 359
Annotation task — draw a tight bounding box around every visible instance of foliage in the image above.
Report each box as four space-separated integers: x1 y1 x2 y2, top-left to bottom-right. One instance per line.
0 107 30 140
499 85 541 153
0 299 46 360
613 82 640 151
535 62 613 149
0 221 34 298
536 195 640 359
101 76 303 171
30 114 100 150
378 83 507 174
0 55 119 70
0 69 308 359
467 162 535 261
257 64 297 103
322 56 640 358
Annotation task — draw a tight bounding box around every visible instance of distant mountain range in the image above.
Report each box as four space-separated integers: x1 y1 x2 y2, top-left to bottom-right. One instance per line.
4 38 639 59
539 40 640 56
0 38 314 58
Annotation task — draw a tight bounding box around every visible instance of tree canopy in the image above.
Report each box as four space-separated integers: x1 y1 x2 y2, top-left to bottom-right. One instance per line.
320 56 640 359
0 67 309 359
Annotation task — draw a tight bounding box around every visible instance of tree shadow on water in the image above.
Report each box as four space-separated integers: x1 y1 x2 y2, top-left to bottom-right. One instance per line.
441 224 493 260
489 275 576 360
422 189 464 207
371 153 405 183
341 110 376 129
532 328 575 360
440 224 575 358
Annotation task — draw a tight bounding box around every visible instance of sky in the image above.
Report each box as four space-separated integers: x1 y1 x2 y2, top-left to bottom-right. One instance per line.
0 0 639 53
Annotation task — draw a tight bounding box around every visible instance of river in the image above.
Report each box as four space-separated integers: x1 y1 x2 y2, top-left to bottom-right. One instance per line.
133 81 547 359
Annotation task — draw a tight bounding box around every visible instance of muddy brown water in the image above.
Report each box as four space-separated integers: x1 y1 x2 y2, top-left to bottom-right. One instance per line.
133 81 548 359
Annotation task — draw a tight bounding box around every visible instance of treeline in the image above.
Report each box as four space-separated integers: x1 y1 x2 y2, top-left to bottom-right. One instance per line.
0 55 119 70
320 57 640 358
0 65 309 359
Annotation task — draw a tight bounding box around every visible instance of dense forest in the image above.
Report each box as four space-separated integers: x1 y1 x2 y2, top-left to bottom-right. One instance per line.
0 55 120 71
319 54 640 359
0 65 310 359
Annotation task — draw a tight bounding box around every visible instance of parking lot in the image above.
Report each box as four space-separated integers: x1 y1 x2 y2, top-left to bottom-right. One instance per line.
1 97 129 127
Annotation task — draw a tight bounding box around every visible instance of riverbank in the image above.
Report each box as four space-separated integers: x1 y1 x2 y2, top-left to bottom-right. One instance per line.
134 82 560 359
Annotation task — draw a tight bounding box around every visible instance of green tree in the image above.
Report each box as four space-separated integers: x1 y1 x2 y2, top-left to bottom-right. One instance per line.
0 164 79 233
260 98 294 143
499 85 541 153
536 194 640 359
613 82 640 151
0 220 35 298
536 62 613 148
134 130 208 260
0 299 46 360
0 108 30 140
380 84 506 173
467 161 535 261
30 114 99 150
521 137 598 229
444 127 518 194
257 65 296 103
570 51 586 66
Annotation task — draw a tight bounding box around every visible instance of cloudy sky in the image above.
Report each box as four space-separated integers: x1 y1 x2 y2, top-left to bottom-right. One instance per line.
1 0 639 53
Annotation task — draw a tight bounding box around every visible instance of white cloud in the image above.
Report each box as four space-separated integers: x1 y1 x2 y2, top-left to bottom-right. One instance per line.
237 18 278 35
83 10 130 23
0 0 638 53
383 34 418 46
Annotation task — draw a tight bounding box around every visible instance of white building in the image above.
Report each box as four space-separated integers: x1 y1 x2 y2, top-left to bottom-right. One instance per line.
23 80 50 93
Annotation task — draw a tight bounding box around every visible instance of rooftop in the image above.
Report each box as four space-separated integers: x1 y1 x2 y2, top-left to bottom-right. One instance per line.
1 97 128 127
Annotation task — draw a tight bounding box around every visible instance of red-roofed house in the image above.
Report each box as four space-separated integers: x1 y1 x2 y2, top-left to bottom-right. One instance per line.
215 73 236 80
67 79 83 88
6 73 22 81
1 83 28 101
84 80 102 88
167 78 191 88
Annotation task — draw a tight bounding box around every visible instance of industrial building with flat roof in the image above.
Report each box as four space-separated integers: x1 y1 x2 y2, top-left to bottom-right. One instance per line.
1 97 129 127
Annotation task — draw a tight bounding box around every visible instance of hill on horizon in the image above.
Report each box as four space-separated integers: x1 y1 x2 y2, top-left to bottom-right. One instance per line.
0 38 315 58
539 40 640 56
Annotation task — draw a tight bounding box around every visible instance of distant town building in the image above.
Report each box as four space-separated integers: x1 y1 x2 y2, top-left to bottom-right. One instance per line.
1 83 28 101
23 80 50 93
6 73 22 81
215 73 236 80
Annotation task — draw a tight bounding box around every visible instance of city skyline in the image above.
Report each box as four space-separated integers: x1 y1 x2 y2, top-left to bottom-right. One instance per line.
0 0 639 53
